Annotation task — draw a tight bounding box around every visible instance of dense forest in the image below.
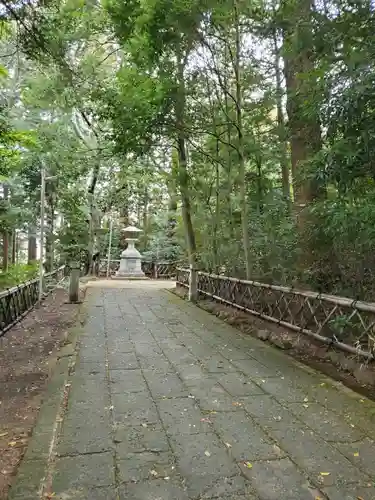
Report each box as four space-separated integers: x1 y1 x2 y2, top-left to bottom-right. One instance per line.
0 0 374 299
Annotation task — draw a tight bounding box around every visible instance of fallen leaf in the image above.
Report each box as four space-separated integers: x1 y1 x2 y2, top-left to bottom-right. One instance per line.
204 450 211 457
303 404 309 408
303 397 309 402
164 476 170 480
244 462 252 469
141 423 148 428
0 432 8 438
225 442 232 448
320 472 330 476
359 399 365 403
8 441 17 447
150 470 158 477
357 497 364 500
320 383 326 387
353 452 359 457
232 401 243 407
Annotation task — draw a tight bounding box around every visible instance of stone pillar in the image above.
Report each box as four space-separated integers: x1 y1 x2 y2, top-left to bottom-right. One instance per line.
188 264 198 302
69 262 80 303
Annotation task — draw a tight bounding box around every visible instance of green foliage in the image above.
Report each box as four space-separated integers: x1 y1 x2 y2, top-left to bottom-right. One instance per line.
1 0 375 302
142 213 182 262
0 263 38 290
58 188 90 261
98 66 172 156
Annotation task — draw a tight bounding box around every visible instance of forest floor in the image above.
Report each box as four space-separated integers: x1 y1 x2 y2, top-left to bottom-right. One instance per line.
0 289 80 499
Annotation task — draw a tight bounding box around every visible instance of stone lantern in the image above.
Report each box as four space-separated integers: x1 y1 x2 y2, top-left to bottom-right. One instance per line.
114 225 146 279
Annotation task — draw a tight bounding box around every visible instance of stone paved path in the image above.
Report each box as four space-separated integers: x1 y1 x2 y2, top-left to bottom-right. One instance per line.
43 285 375 499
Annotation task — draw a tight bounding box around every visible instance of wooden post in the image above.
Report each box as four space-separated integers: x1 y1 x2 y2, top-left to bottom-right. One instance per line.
188 264 198 302
69 261 80 303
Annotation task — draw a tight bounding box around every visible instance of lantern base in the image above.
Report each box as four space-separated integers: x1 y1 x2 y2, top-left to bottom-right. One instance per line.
113 236 146 279
111 275 149 280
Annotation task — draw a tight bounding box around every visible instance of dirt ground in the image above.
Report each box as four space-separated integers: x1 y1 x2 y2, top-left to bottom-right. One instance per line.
0 288 80 499
174 287 375 402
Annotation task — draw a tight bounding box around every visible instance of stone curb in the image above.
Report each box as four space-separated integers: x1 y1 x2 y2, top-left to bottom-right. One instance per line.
7 305 87 500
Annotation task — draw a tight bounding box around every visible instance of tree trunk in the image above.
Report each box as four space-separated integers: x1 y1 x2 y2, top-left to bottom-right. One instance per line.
233 1 251 279
2 184 9 271
142 187 149 248
272 27 291 205
136 184 142 227
175 53 197 268
176 137 196 266
11 230 16 264
2 232 9 272
45 192 54 272
87 161 100 274
213 137 220 272
223 44 233 211
281 0 327 282
28 226 37 264
166 177 178 240
282 0 324 211
255 156 263 214
166 161 179 258
119 181 130 227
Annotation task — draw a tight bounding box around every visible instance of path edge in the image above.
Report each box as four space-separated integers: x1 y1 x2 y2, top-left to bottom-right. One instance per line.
167 288 373 405
7 302 87 500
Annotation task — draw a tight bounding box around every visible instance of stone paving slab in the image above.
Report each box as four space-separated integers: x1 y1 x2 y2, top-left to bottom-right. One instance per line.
114 423 170 456
52 452 115 491
157 397 213 436
240 457 323 500
210 410 285 462
119 478 190 500
9 283 375 499
169 432 239 496
117 450 176 483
